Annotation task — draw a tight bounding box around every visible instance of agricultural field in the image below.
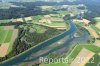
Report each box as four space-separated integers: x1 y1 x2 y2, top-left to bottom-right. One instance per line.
0 13 67 62
85 54 100 66
35 13 68 30
40 6 53 10
0 30 9 44
68 44 100 60
41 44 100 66
0 19 11 23
90 18 100 35
0 0 100 66
91 25 100 34
0 26 18 57
0 28 13 44
57 11 69 16
40 63 68 66
4 30 13 43
94 17 100 23
68 44 100 66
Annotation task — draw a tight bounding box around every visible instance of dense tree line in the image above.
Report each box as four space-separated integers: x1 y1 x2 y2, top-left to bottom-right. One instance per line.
23 25 65 46
0 2 66 20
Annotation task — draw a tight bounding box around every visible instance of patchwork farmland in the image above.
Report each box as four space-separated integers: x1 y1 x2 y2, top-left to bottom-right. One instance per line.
0 26 18 57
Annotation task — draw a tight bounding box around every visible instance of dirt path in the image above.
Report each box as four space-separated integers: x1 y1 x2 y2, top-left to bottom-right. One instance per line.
11 29 18 43
85 26 99 38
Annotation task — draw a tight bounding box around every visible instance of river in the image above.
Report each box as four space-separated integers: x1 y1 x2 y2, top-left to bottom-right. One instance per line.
0 19 77 66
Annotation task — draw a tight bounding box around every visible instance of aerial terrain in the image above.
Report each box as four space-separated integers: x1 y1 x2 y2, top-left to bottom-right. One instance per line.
0 0 100 66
